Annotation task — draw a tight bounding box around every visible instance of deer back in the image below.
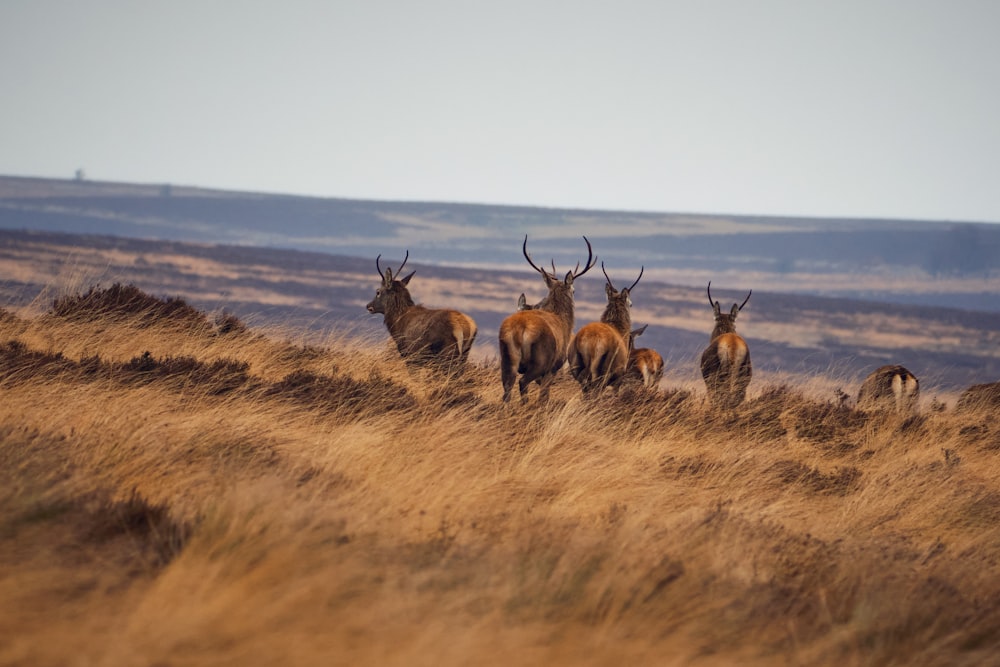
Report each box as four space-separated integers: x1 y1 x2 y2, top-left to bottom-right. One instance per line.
393 306 477 358
568 321 629 389
857 365 919 414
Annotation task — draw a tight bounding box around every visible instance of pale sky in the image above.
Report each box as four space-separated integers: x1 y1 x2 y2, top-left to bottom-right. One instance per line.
2 1 999 223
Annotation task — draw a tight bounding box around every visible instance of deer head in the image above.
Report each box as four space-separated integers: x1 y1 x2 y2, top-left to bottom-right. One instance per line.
707 281 751 339
366 251 415 315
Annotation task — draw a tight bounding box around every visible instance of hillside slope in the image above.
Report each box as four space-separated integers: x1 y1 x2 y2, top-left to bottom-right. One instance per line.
2 285 999 666
2 228 998 392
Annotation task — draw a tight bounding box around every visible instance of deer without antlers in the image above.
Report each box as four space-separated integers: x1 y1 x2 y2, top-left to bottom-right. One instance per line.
567 263 643 396
700 282 752 408
498 236 596 403
624 324 664 389
857 365 919 414
366 251 477 376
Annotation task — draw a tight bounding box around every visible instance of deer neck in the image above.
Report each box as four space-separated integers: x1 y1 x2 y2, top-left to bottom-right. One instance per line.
600 300 631 338
711 318 736 341
382 292 415 330
541 287 575 335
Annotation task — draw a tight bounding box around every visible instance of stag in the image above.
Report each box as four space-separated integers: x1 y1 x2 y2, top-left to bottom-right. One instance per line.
700 282 752 408
366 251 477 375
567 263 643 395
498 236 596 403
856 365 920 414
625 324 664 389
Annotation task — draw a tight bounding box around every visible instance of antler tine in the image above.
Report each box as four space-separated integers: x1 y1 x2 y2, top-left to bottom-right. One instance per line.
628 265 644 292
601 261 615 290
707 281 715 307
738 290 753 311
572 236 596 278
376 254 385 278
522 235 549 277
396 249 410 276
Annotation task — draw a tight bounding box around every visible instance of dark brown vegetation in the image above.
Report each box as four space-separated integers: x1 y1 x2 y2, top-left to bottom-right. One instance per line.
3 284 1000 666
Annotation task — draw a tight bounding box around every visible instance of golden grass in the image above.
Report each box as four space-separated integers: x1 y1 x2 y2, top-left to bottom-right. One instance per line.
2 286 999 666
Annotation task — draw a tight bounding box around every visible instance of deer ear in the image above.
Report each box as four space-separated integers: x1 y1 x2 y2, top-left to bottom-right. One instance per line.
383 268 394 285
400 271 415 285
564 271 575 286
713 301 722 317
730 303 740 318
605 283 615 299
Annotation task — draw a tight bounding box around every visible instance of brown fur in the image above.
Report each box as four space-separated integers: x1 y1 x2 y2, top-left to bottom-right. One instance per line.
624 325 664 389
567 264 641 395
499 236 595 403
700 282 752 408
366 254 477 376
857 365 920 414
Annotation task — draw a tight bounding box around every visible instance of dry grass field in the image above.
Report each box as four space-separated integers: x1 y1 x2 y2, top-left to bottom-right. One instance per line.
2 284 999 666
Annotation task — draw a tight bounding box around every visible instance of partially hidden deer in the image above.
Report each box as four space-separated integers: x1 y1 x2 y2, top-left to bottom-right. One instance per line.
857 365 919 414
567 263 643 396
625 324 664 389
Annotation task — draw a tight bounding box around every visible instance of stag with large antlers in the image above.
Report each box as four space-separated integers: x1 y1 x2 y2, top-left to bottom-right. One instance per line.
700 282 752 408
567 263 643 396
366 251 477 376
498 236 596 403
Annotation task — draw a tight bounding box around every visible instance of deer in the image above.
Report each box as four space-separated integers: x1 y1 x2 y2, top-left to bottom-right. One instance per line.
700 282 752 408
567 263 643 396
625 324 664 389
365 251 477 376
498 236 596 404
856 365 920 414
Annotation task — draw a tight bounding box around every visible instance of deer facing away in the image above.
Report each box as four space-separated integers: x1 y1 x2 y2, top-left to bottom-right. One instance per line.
857 365 919 414
624 324 664 389
700 282 752 408
498 236 596 403
567 263 642 395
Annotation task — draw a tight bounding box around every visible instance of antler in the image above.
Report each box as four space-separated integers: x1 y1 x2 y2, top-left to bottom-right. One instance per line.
601 262 616 291
572 236 596 279
396 250 410 276
522 235 552 278
628 266 644 292
738 290 752 311
523 235 596 280
376 250 409 282
708 281 752 310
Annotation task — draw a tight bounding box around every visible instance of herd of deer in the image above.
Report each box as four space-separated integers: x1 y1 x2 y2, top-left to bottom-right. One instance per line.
367 236 927 414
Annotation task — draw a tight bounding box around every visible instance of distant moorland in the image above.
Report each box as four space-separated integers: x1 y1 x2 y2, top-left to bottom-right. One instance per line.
2 174 999 311
1 227 998 396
